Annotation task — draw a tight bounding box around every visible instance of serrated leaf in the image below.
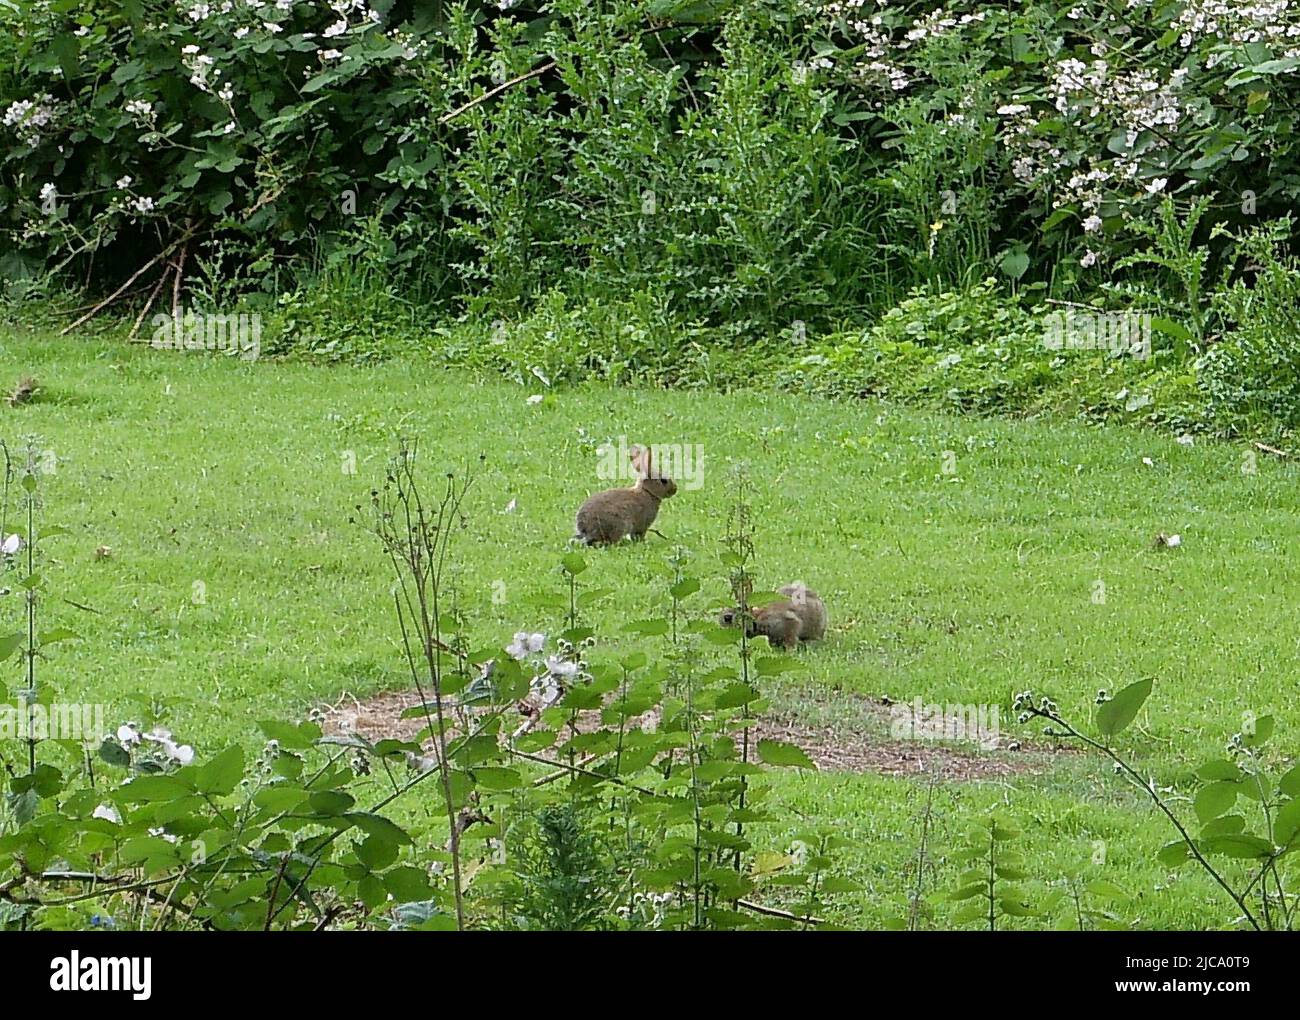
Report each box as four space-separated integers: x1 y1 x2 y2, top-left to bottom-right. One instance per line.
194 745 243 796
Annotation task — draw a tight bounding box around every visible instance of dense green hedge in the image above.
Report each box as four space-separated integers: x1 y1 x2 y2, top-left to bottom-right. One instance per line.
3 1 1299 434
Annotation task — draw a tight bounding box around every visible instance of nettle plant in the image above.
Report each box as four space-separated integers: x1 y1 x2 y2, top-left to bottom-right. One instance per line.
1016 681 1300 931
0 440 850 930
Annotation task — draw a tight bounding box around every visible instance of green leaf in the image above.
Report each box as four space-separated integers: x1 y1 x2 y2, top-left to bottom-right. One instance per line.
1194 781 1238 823
98 739 130 768
194 745 243 796
384 866 433 903
625 618 669 636
1242 714 1274 748
669 578 700 600
715 683 761 710
947 882 987 902
0 633 24 662
1200 833 1272 860
1084 879 1130 902
1274 798 1300 847
755 656 801 677
1095 678 1152 739
257 719 322 750
999 896 1039 918
309 790 356 816
998 247 1030 280
1150 317 1192 342
116 774 194 802
1198 759 1242 783
346 812 411 845
756 738 816 770
560 552 588 575
253 786 308 812
471 766 521 791
1201 814 1245 837
37 627 79 646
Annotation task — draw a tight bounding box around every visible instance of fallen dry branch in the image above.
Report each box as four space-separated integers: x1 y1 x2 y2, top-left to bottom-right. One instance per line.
439 61 557 125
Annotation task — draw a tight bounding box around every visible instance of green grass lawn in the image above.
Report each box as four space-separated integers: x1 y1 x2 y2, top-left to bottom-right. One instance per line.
3 325 1298 929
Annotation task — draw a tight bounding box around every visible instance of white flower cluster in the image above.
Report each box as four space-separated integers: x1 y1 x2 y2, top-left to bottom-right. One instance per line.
1173 0 1300 62
1051 58 1184 146
3 93 58 147
616 891 674 928
117 723 195 765
505 629 587 708
825 2 987 98
181 43 219 93
998 55 1184 220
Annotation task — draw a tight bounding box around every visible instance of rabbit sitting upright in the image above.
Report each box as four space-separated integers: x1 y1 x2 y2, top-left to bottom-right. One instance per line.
575 444 677 545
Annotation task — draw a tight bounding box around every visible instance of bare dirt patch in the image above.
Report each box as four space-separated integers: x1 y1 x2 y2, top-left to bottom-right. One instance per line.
318 686 1072 782
752 712 1060 780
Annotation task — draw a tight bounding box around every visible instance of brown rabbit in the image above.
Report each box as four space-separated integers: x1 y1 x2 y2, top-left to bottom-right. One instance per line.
718 583 827 649
575 444 678 545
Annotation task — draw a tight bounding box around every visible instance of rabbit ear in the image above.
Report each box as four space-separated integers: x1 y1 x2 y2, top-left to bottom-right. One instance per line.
628 444 649 478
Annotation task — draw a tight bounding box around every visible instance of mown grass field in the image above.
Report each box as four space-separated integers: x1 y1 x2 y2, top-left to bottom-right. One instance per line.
3 324 1298 929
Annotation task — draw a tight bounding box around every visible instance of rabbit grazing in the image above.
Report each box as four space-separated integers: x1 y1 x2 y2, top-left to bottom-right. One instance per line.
719 583 827 650
575 444 677 545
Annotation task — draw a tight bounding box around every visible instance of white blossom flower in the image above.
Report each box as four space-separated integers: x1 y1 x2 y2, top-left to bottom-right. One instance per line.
1 534 21 555
506 631 545 660
116 175 133 190
4 94 58 147
93 804 122 824
1082 214 1103 233
170 743 195 764
1080 250 1098 268
1145 177 1168 194
116 723 141 746
546 655 579 679
142 726 194 764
